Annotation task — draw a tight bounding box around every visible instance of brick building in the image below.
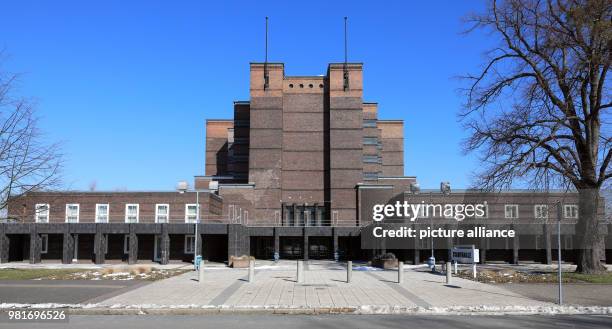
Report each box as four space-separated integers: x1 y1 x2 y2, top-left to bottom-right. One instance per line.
1 62 610 265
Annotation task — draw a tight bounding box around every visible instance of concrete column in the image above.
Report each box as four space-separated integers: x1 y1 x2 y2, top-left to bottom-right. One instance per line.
512 230 520 265
446 262 452 284
314 203 321 226
544 224 552 265
413 228 420 264
227 224 250 261
29 230 41 264
293 204 298 227
273 227 280 261
128 225 138 264
0 224 8 263
303 232 309 261
480 238 487 263
62 232 74 264
398 261 404 284
94 225 105 265
160 224 170 265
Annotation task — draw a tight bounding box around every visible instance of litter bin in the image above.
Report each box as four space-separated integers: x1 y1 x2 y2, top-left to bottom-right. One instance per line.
427 256 436 272
195 255 202 270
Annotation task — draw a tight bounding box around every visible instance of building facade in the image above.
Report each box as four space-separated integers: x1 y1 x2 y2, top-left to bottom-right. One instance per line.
1 62 610 265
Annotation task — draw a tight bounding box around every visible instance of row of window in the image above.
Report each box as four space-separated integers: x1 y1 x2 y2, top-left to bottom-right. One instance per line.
504 204 579 219
34 203 201 223
38 234 197 255
33 203 581 223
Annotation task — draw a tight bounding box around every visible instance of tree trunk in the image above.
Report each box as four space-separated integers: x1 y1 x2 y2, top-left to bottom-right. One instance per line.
575 188 606 274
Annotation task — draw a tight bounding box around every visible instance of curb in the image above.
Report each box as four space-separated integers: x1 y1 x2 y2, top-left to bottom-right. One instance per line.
1 304 611 316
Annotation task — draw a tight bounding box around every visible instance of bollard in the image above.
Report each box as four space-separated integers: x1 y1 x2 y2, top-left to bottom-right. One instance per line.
347 261 352 283
198 259 204 283
248 259 255 283
446 262 452 284
398 261 404 284
297 260 304 283
472 263 477 280
454 261 457 274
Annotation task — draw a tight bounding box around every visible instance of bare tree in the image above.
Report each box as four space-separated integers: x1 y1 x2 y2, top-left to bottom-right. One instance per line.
461 0 610 273
0 59 62 214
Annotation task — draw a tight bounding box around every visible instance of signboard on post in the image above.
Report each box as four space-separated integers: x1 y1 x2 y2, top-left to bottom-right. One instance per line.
451 245 480 264
451 245 479 279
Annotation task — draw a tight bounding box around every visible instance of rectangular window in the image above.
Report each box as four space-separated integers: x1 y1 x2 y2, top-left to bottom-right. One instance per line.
95 204 109 223
362 155 380 163
35 204 50 223
476 202 489 219
156 204 169 223
363 119 377 128
363 137 378 145
363 172 379 180
534 205 548 219
564 204 578 219
185 204 199 223
40 234 48 254
184 235 195 254
125 204 139 223
124 235 130 254
65 204 80 223
504 204 519 219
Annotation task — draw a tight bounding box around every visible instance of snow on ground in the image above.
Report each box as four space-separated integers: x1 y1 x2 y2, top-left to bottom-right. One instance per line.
0 303 610 315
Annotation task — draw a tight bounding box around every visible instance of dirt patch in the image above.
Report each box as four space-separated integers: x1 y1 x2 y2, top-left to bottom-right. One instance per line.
456 268 612 284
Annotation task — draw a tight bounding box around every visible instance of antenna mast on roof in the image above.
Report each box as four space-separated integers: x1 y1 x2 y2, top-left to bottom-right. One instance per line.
343 16 349 91
264 16 270 90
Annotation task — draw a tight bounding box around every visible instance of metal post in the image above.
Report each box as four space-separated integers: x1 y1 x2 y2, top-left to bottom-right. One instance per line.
194 190 199 271
297 260 304 283
472 263 477 280
347 260 352 283
454 261 457 274
198 259 204 283
248 259 255 283
556 202 563 305
398 261 404 284
446 262 452 284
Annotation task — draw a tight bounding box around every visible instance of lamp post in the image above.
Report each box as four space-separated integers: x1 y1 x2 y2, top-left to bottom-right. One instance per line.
556 202 563 305
177 181 201 270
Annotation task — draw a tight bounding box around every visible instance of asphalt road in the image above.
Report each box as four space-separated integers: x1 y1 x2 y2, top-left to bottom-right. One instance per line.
500 283 612 306
0 315 610 329
0 280 147 304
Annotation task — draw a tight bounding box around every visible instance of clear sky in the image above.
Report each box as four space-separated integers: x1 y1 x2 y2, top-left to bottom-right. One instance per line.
0 1 494 191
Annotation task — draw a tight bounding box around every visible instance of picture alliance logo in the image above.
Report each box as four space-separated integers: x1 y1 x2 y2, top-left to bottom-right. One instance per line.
372 201 488 222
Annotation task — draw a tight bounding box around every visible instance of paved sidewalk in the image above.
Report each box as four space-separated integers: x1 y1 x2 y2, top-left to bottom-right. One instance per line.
101 261 548 308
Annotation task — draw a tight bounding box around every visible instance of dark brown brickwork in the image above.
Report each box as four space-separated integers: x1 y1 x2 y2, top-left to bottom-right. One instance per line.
7 192 224 224
205 120 233 176
378 120 404 177
204 63 406 227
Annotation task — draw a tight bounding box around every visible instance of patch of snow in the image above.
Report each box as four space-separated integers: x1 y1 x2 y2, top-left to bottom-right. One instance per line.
353 266 383 271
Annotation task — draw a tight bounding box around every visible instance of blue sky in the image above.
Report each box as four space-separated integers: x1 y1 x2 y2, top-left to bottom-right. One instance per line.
0 1 493 191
